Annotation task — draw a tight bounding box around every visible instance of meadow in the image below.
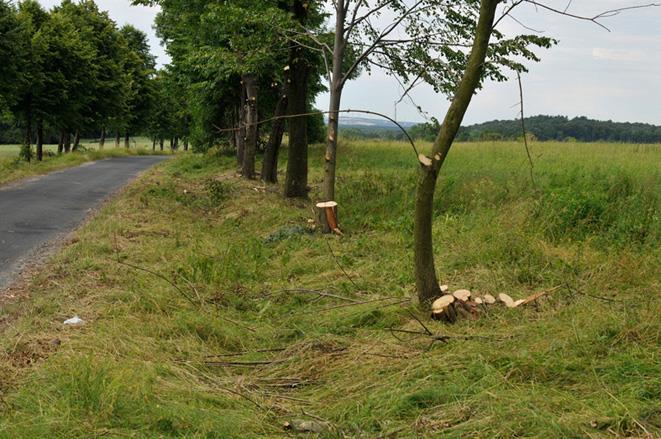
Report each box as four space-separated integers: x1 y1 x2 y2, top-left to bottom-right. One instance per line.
0 140 658 437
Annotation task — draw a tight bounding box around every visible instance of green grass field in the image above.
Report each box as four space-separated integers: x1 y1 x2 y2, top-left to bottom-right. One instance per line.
0 140 658 437
0 137 167 185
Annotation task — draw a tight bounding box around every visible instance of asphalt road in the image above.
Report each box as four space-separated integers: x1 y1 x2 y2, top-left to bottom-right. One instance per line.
0 156 169 290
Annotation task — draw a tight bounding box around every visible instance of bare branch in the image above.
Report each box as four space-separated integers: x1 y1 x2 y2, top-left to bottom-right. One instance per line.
523 1 661 32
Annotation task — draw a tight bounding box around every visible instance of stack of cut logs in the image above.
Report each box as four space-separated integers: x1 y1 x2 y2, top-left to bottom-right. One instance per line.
431 285 527 323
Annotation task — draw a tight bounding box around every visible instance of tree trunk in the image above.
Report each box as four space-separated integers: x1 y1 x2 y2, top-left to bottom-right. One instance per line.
64 131 71 153
169 138 174 150
261 81 288 183
115 130 120 148
242 73 258 179
72 130 80 151
414 0 499 308
21 111 32 162
237 85 247 167
124 132 130 149
152 138 156 151
322 0 347 203
159 138 164 151
284 1 311 198
99 127 106 149
174 136 179 150
58 131 64 155
184 138 189 151
36 118 44 161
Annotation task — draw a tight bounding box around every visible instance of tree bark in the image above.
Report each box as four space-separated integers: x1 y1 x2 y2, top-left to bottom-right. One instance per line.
159 138 164 151
58 131 64 155
124 132 130 149
169 138 174 150
174 136 179 150
237 89 247 167
414 0 499 308
36 118 43 161
22 111 32 162
100 127 106 149
184 138 189 151
261 81 288 183
115 130 120 148
152 138 156 151
241 74 258 178
72 130 80 151
284 1 311 198
64 131 71 153
322 0 347 203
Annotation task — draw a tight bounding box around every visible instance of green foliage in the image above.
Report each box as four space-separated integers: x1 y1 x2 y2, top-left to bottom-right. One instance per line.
451 115 661 143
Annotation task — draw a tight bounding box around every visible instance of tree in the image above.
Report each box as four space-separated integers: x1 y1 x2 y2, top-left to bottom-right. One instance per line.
0 1 22 110
413 0 657 307
119 24 157 147
415 0 501 306
302 0 550 222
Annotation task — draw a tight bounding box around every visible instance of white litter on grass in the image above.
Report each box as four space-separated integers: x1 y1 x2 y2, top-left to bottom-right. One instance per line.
63 316 85 326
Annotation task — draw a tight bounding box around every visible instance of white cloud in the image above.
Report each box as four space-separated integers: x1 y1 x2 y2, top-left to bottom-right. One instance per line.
591 48 645 61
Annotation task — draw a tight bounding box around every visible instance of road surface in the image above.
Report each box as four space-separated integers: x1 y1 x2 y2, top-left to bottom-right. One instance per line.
0 156 168 290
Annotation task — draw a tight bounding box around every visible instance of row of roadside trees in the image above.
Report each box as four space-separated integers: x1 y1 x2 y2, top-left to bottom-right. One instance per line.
0 0 192 161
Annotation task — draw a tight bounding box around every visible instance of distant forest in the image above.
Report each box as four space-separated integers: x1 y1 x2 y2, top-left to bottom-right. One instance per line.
406 115 661 143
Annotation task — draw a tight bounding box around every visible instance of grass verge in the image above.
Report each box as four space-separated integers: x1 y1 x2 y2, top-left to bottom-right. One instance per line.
0 141 658 437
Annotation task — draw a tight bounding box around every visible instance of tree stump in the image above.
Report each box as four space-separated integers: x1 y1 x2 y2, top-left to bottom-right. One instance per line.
315 201 340 234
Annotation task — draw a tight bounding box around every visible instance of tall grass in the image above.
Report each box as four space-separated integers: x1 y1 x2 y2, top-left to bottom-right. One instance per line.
0 141 658 437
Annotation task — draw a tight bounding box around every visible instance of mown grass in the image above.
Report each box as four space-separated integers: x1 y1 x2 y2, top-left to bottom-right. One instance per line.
0 137 165 186
0 140 658 438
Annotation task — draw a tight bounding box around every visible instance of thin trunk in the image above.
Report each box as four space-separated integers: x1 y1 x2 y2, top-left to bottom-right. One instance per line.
124 132 130 149
414 0 499 307
169 138 174 150
64 131 71 153
284 0 311 197
152 138 156 151
322 0 347 202
159 138 164 151
58 131 64 155
36 118 43 161
242 74 258 179
99 127 106 149
115 130 120 148
72 130 80 151
22 111 32 162
174 136 179 150
237 87 247 166
261 81 288 183
184 138 189 151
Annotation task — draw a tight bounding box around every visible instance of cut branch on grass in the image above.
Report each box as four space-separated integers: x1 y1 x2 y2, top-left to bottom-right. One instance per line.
318 297 410 313
205 359 288 367
325 240 359 289
281 288 359 303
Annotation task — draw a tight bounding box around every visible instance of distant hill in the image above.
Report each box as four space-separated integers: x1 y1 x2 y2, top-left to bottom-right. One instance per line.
407 115 661 144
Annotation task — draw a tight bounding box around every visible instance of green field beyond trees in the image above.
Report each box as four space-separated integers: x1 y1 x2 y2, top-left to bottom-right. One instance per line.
0 140 658 437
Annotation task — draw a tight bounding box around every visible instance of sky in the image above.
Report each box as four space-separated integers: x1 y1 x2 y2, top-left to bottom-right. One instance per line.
36 0 661 125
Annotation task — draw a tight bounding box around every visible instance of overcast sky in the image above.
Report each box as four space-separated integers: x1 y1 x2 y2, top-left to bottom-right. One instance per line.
36 0 661 125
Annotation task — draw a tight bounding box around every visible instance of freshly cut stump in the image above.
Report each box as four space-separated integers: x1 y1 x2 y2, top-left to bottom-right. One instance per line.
431 295 457 323
315 201 340 234
498 293 516 308
452 289 471 302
